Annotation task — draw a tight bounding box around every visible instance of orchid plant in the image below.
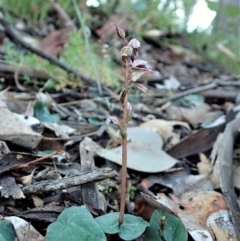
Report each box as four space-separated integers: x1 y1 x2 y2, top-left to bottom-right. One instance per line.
46 25 188 241
108 25 153 224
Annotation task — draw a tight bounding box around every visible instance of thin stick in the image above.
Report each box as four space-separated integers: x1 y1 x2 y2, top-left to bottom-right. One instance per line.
49 0 77 30
14 151 60 169
154 82 217 106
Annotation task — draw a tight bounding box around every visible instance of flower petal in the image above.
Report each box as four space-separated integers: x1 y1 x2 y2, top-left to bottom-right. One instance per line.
128 38 141 48
134 82 149 94
132 59 148 68
107 115 119 125
120 46 133 57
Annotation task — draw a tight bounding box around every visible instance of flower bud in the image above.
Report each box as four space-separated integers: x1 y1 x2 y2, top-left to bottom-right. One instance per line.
107 115 119 125
115 25 125 40
120 46 133 57
128 38 141 49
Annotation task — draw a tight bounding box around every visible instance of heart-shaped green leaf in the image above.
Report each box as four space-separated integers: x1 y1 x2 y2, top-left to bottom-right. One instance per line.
95 212 120 234
96 212 149 240
144 210 188 241
0 220 17 241
46 206 106 241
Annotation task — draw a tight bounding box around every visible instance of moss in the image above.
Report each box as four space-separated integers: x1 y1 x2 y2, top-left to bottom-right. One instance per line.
5 31 121 89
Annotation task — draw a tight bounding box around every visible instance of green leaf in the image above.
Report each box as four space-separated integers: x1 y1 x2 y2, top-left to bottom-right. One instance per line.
34 100 60 123
96 212 149 241
0 220 17 241
95 212 120 234
119 215 149 240
46 206 106 241
144 210 188 241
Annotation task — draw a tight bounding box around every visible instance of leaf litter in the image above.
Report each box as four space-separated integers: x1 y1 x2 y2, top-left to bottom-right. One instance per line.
0 4 239 241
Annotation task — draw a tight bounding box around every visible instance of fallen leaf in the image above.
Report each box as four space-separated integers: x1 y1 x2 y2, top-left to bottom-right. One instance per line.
167 124 225 159
17 169 36 185
139 171 213 196
109 126 163 148
0 108 42 149
0 152 40 174
140 119 190 143
141 191 237 241
34 100 60 123
197 153 212 175
233 163 240 190
0 174 25 199
207 210 238 241
97 127 177 173
5 216 44 241
43 122 76 138
38 28 70 56
172 103 211 124
32 195 44 208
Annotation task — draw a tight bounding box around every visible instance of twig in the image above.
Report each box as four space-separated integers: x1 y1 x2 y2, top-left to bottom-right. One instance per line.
14 151 60 169
21 168 117 195
49 0 77 30
42 131 99 141
24 99 37 119
0 18 97 86
155 78 240 106
201 89 238 99
154 82 217 106
14 68 27 91
217 118 240 239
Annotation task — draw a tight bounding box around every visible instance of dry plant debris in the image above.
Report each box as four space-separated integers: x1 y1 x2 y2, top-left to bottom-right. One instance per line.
0 3 239 241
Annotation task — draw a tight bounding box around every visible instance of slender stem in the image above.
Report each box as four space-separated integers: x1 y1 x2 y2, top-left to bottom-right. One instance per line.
119 66 129 224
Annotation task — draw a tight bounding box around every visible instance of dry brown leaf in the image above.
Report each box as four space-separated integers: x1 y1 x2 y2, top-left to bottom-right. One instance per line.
38 28 70 56
141 191 237 240
32 195 44 208
167 124 225 159
17 169 36 185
